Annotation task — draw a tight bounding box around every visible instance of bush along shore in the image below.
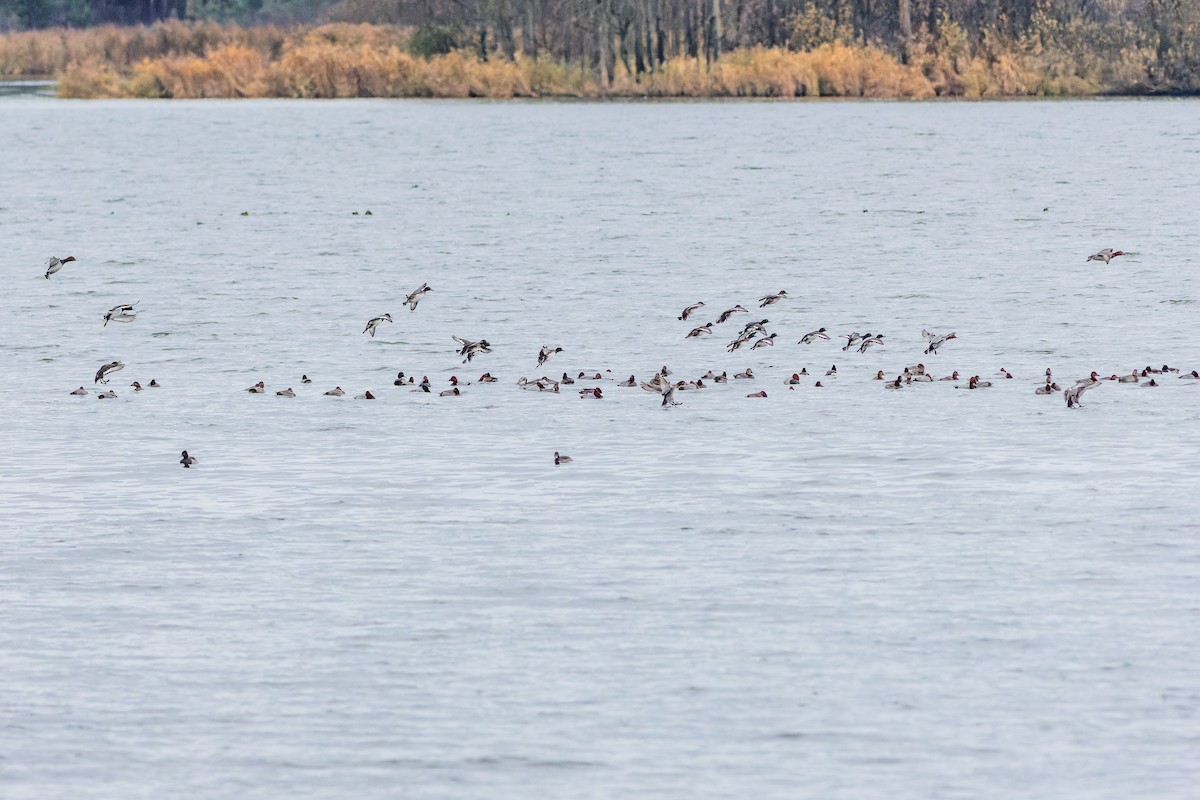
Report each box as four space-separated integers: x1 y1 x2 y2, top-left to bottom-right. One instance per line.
0 20 1194 100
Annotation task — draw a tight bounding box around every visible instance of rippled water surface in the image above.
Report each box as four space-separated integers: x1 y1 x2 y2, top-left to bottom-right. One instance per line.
1 98 1198 799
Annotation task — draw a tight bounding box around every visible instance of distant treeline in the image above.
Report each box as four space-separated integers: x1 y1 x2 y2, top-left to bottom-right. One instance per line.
1 0 1198 96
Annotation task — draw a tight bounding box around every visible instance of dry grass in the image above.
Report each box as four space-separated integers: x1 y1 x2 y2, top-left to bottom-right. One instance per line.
0 20 1163 99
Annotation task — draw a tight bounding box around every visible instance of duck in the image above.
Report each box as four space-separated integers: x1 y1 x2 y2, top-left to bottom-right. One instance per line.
179 450 197 468
355 391 376 400
660 365 673 377
448 375 470 387
701 370 716 380
1035 380 1055 395
661 383 681 407
858 334 884 353
1076 372 1102 385
1180 371 1200 380
825 365 837 376
842 332 863 351
324 386 345 396
885 376 903 389
103 303 138 326
746 390 768 398
1143 379 1159 387
148 379 160 388
94 361 124 384
363 313 393 337
785 373 802 385
922 330 956 355
618 375 636 387
678 301 705 321
799 327 830 344
560 372 575 385
70 386 88 396
1117 370 1139 383
1064 379 1099 408
131 381 144 392
938 371 959 381
873 370 884 380
713 372 728 383
246 381 265 394
44 255 77 279
973 376 993 388
814 381 824 387
758 290 787 307
393 372 408 386
413 376 431 393
750 333 778 349
452 336 492 364
97 390 117 399
554 451 572 465
440 387 461 397
996 368 1014 379
734 368 755 379
727 331 757 352
685 323 714 338
1087 248 1126 264
404 282 432 310
640 374 665 392
537 345 563 367
579 387 603 399
276 388 295 397
478 373 497 383
798 368 809 375
740 319 770 336
1162 365 1179 373
301 374 312 384
716 305 748 323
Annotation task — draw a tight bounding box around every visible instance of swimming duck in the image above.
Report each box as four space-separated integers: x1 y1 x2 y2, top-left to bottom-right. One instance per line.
414 376 431 392
324 386 345 396
103 303 138 326
750 333 778 349
246 381 265 394
179 450 197 468
1087 248 1126 264
404 282 432 310
825 365 838 376
560 372 575 385
1117 370 1139 383
758 290 788 307
716 305 748 323
713 372 728 383
685 323 714 338
938 371 959 381
873 370 884 380
355 391 376 400
554 451 572 465
301 374 312 384
885 376 903 389
449 376 470 387
996 368 1014 379
785 373 802 385
678 301 705 321
44 255 77 279
814 381 824 387
97 390 117 399
1143 379 1158 387
440 387 461 397
1076 372 1102 385
579 387 603 399
363 313 393 337
800 327 830 344
746 390 768 397
393 372 407 386
734 369 755 379
70 386 88 396
478 373 497 383
972 376 993 388
148 379 160 388
1035 380 1055 395
537 346 563 367
1180 371 1200 380
619 375 636 387
1162 365 1180 373
131 381 144 392
660 365 673 377
276 388 295 397
94 361 124 384
453 336 492 363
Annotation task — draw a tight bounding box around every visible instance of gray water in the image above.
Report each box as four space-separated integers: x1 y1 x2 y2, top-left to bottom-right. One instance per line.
1 98 1197 799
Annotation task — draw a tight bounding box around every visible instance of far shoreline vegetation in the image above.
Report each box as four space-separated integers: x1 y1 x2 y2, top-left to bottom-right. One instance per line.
1 1 1198 99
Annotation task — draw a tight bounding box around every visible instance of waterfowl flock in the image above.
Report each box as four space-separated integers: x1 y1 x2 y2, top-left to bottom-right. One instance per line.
48 245 1194 468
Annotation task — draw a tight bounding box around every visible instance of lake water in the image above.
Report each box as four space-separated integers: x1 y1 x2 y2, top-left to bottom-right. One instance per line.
1 98 1197 799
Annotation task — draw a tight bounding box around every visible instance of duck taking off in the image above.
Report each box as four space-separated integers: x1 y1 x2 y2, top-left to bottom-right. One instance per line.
363 313 393 337
1087 248 1126 264
922 329 956 355
103 303 139 326
94 361 124 384
537 345 563 367
404 283 431 311
453 335 492 364
44 255 76 279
